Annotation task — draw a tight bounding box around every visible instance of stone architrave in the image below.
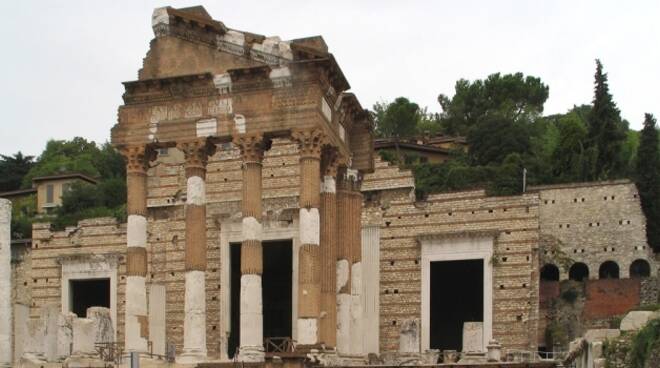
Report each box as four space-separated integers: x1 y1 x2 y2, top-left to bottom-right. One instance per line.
0 199 10 368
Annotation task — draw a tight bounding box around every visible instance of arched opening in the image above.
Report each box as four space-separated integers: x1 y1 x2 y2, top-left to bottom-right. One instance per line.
540 264 560 281
569 263 589 282
630 259 651 278
598 261 620 279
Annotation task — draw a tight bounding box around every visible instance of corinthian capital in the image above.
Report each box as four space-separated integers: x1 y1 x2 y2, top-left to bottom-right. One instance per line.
177 139 216 174
120 145 156 175
321 147 346 177
233 133 271 164
291 128 327 159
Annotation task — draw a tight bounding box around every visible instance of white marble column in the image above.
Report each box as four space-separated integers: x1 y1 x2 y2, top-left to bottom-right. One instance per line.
0 199 12 368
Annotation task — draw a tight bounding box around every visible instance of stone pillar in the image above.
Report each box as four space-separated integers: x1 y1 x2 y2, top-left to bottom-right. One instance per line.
319 149 341 348
335 170 351 354
292 128 326 347
0 199 11 368
233 133 269 362
361 225 380 354
121 145 154 353
178 139 215 363
348 174 364 355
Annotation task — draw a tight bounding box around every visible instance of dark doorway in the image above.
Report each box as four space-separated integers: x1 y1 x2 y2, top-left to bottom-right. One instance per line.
228 240 293 358
540 264 560 281
430 259 483 351
69 278 110 318
630 259 651 278
569 263 590 281
599 261 620 279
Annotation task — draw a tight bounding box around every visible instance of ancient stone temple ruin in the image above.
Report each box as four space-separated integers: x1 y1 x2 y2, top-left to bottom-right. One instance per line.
2 5 658 368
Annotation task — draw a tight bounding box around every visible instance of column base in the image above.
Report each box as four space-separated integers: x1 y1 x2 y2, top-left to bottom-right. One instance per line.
177 349 208 364
238 345 265 362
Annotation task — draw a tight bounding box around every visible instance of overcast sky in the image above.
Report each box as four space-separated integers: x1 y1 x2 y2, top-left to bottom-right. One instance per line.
1 0 658 157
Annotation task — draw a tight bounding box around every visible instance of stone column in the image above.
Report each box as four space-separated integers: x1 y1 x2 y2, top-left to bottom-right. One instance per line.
234 133 269 362
177 139 215 363
348 174 364 355
291 128 326 347
319 149 341 348
0 199 11 368
121 145 154 353
335 169 352 354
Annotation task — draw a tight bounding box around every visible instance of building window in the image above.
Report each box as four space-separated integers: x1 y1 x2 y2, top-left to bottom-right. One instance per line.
46 184 54 204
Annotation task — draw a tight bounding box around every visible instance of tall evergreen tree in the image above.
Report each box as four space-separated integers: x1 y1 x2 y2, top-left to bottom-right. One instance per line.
587 60 626 179
636 113 660 251
0 152 34 192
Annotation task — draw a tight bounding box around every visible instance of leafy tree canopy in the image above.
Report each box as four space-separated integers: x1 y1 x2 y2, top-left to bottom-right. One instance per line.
438 72 549 135
21 137 125 188
0 152 34 192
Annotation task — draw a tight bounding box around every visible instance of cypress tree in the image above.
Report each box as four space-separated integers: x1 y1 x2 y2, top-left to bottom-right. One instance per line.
636 113 660 252
587 60 626 179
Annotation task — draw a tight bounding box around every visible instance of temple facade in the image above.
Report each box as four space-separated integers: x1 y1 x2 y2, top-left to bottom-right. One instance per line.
1 5 658 368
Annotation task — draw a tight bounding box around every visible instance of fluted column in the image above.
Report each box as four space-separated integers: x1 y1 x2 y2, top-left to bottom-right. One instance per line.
177 139 215 363
121 145 154 353
0 199 11 368
348 174 364 355
319 149 341 348
335 170 352 354
291 128 326 346
234 133 269 362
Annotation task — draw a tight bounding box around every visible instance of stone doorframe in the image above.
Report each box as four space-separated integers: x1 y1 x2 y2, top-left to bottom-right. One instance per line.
58 253 120 340
219 216 300 361
419 232 495 352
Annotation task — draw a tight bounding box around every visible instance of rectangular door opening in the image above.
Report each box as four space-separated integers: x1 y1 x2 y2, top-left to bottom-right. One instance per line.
228 240 293 358
69 278 110 318
429 259 483 351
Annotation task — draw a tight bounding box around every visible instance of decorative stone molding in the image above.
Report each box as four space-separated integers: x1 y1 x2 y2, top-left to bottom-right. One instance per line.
291 128 327 159
177 139 216 176
233 133 271 164
321 147 344 178
120 145 156 174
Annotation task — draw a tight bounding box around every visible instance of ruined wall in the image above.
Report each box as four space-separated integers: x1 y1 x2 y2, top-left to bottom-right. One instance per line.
533 181 656 279
29 218 126 342
362 158 541 352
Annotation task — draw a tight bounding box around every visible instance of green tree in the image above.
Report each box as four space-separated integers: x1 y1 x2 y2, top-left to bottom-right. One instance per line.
372 97 422 138
551 110 593 182
467 116 531 165
587 60 627 179
438 72 549 135
0 152 34 192
636 113 660 251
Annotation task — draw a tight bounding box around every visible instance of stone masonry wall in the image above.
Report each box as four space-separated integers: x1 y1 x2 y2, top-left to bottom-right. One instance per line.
29 218 126 342
533 180 656 280
362 158 541 352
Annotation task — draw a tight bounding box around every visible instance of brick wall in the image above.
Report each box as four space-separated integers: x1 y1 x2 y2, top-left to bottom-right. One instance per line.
583 278 641 320
362 157 541 352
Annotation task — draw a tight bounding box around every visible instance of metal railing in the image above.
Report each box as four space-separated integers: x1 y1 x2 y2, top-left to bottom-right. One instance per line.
264 337 295 353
